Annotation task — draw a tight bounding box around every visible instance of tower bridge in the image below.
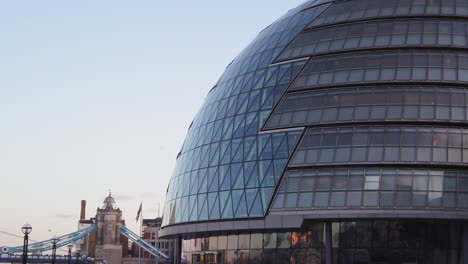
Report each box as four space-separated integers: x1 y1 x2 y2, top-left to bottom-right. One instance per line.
1 193 171 264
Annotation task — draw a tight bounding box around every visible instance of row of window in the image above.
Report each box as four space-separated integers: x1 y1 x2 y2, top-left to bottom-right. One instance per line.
278 19 468 61
273 190 467 209
267 105 468 129
182 221 463 264
300 126 468 148
307 0 468 29
273 168 468 210
292 146 468 165
280 87 468 109
291 51 468 91
279 168 465 192
290 126 468 166
265 86 468 129
306 51 468 72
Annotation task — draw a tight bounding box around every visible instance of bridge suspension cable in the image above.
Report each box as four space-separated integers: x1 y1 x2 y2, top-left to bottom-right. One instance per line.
119 225 171 261
4 225 97 254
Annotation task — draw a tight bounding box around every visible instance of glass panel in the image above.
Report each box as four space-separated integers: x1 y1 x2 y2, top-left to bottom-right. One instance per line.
277 232 291 248
227 235 238 250
250 233 263 249
263 233 277 249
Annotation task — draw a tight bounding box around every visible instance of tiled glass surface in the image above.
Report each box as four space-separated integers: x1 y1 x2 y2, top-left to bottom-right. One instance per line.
273 168 468 210
303 0 334 10
290 50 468 91
162 4 330 227
295 0 334 12
291 126 468 166
265 86 468 129
307 0 468 29
181 221 463 264
277 19 468 62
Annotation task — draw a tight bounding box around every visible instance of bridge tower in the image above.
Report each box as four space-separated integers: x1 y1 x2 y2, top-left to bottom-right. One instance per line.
94 192 125 264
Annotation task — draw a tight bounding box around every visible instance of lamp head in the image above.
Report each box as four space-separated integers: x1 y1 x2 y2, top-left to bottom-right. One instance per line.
67 244 73 251
21 223 32 235
51 235 59 244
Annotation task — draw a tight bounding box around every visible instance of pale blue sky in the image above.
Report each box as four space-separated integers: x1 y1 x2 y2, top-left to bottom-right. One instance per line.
0 0 306 247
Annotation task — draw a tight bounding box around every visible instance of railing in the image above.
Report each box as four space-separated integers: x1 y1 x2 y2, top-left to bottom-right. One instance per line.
0 255 93 263
7 225 97 254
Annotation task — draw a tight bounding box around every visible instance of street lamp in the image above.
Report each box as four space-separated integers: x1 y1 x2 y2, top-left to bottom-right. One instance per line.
75 249 81 264
67 244 73 264
21 224 32 264
51 235 59 264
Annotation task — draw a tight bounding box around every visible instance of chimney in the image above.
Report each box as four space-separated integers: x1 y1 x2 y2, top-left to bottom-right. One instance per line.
80 200 86 220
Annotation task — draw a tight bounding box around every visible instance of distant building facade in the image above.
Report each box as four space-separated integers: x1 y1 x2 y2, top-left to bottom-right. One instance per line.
142 218 175 260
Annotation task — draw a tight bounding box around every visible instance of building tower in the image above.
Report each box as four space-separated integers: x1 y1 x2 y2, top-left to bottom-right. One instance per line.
77 200 96 257
95 192 125 264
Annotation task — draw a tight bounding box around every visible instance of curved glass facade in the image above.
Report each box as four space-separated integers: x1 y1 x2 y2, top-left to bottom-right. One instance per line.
162 1 330 226
162 0 468 262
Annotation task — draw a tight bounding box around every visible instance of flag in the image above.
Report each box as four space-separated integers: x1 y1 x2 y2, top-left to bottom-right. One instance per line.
136 202 142 222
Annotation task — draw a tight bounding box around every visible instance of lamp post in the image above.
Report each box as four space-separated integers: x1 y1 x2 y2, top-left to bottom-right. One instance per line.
75 249 81 264
51 235 59 264
21 224 32 264
67 244 73 264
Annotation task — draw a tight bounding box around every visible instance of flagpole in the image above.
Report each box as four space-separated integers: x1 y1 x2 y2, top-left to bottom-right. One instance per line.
139 202 142 264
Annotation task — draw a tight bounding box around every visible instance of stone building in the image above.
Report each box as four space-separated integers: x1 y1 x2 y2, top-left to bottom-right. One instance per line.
94 193 129 264
77 193 129 263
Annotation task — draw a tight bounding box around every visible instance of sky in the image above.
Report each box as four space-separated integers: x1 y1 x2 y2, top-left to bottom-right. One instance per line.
0 0 306 248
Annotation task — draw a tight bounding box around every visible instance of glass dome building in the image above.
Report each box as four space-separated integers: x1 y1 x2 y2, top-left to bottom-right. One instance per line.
160 0 468 263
